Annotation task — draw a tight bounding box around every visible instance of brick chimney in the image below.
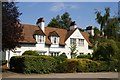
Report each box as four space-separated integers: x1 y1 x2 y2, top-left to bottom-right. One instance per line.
36 18 45 32
69 21 77 30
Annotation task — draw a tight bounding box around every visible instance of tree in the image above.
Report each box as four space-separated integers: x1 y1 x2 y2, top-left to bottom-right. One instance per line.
105 18 119 40
61 12 72 30
48 12 72 30
48 15 62 28
93 39 119 61
95 7 120 41
2 2 23 51
69 44 78 58
95 7 110 36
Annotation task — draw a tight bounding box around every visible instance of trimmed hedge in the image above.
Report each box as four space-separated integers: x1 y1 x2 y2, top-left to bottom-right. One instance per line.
97 60 120 72
22 50 39 56
10 55 57 74
10 56 119 74
77 54 92 59
76 59 100 72
54 53 67 64
55 59 100 73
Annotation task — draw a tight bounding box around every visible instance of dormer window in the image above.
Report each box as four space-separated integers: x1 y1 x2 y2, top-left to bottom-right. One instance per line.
36 35 44 43
54 37 57 44
51 36 59 44
49 31 59 45
34 30 46 44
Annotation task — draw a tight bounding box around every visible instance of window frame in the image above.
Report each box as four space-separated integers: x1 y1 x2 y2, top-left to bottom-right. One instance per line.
78 39 84 46
70 38 76 45
36 35 44 43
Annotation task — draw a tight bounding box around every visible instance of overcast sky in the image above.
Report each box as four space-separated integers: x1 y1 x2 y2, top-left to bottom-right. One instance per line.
17 2 118 29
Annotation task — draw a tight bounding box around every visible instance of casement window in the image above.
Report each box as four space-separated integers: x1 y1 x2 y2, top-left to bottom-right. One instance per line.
79 53 84 55
78 39 84 46
36 35 44 43
51 36 59 44
51 52 59 56
70 38 76 45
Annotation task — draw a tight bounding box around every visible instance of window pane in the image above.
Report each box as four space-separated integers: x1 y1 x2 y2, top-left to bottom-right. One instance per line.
70 38 76 45
78 39 84 46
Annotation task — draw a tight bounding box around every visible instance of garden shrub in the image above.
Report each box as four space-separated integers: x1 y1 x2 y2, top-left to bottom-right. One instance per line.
54 53 67 64
77 54 92 59
55 59 78 73
22 50 39 56
76 59 100 72
98 60 120 72
56 58 100 73
10 55 57 74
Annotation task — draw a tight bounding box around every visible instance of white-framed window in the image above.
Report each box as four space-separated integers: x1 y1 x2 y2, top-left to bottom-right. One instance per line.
51 36 59 44
50 52 59 56
70 38 76 45
78 39 84 46
79 53 84 55
36 35 44 43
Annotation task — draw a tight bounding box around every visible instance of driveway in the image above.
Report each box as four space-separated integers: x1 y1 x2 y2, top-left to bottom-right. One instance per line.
1 71 119 79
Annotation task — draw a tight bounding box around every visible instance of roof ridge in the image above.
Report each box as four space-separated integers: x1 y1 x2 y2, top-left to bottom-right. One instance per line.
21 24 37 26
45 26 67 31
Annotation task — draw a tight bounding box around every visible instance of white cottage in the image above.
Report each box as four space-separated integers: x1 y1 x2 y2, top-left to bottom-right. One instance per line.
4 18 93 60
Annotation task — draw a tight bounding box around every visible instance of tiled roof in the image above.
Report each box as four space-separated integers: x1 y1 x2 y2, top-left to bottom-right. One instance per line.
19 24 39 43
45 27 67 45
81 32 93 47
34 30 45 35
48 31 60 37
19 24 92 46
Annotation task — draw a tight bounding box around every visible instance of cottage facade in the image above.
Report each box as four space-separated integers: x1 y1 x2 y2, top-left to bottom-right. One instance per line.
4 18 93 60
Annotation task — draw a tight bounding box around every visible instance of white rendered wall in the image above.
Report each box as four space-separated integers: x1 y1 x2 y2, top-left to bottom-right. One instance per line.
5 28 93 60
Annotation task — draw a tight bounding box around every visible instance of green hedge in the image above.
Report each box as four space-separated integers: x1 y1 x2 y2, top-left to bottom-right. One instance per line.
76 59 100 72
54 53 67 64
10 56 119 74
22 50 39 56
10 55 57 74
55 59 100 73
77 54 92 59
97 60 120 72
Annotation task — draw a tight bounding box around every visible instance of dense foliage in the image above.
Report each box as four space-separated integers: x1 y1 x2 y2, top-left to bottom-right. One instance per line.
22 50 39 56
77 54 92 59
95 7 120 40
69 44 78 58
10 56 119 74
55 58 119 73
93 39 119 61
10 55 57 74
54 53 67 64
48 12 72 30
2 2 23 51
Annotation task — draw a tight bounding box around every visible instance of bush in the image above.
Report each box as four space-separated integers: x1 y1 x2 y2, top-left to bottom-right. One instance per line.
77 54 92 59
22 50 39 56
56 59 78 73
54 53 67 64
98 60 120 72
77 59 100 72
9 55 57 74
55 58 100 73
93 39 119 61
